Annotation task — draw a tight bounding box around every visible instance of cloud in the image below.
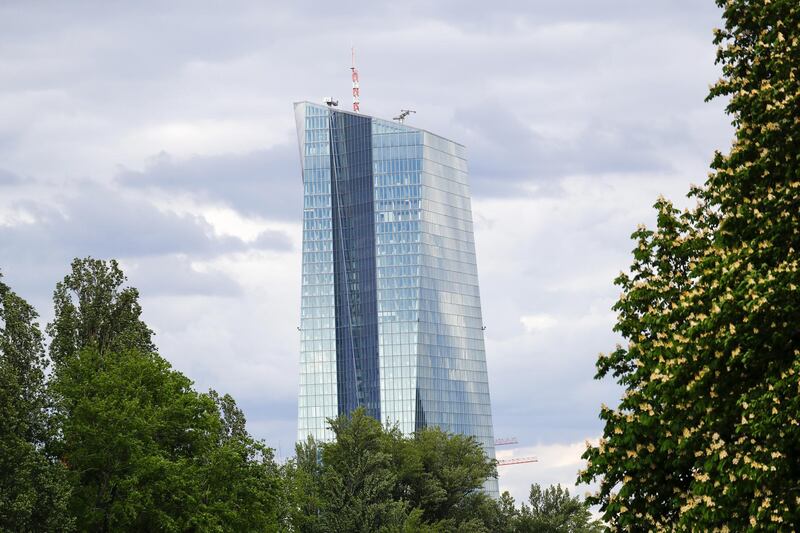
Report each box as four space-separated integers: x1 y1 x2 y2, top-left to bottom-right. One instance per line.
0 0 729 189
0 168 22 185
117 147 301 221
520 314 558 333
474 171 708 447
119 255 243 298
0 180 294 307
455 105 681 197
497 438 599 505
1 186 236 258
138 249 302 413
0 0 733 460
251 229 292 251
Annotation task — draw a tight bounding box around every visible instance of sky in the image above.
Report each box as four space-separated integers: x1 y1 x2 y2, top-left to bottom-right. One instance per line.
0 1 732 503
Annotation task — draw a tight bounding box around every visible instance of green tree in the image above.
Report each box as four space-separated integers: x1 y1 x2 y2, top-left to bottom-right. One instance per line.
394 427 497 530
47 257 154 366
284 409 500 532
581 0 800 529
516 484 602 533
48 258 282 531
53 346 282 532
494 491 520 532
319 409 408 532
0 273 73 532
283 436 325 533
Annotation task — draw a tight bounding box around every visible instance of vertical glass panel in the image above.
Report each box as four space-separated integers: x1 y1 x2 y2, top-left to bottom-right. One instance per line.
295 102 338 442
329 110 381 421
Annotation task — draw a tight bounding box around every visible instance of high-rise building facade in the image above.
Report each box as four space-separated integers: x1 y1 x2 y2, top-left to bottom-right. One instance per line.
294 102 497 494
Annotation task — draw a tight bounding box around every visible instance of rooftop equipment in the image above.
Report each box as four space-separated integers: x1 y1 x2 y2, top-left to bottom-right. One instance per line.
393 109 416 123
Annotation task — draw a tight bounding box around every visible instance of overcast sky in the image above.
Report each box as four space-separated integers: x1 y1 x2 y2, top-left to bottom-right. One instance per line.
0 1 732 502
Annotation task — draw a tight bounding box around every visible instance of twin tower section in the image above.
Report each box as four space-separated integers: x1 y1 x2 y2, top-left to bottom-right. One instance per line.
294 102 497 493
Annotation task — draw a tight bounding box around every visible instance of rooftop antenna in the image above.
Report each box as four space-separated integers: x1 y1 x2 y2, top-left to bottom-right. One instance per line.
351 47 360 112
393 109 416 123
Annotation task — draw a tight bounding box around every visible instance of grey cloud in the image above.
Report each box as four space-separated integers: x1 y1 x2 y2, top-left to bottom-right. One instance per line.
0 182 293 304
120 256 243 298
483 276 626 445
0 0 731 457
2 186 237 258
457 105 679 197
420 0 722 30
79 194 236 256
118 147 301 221
252 229 292 251
0 168 22 185
1 0 728 199
0 3 270 85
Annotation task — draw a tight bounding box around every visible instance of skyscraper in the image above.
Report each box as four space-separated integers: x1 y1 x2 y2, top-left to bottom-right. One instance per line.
295 102 497 494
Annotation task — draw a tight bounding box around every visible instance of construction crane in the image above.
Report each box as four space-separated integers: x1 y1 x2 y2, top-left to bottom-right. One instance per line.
394 109 416 123
497 456 539 466
351 48 360 112
494 436 538 468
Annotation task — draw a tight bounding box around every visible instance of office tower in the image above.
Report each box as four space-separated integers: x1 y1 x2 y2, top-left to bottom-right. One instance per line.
295 102 497 494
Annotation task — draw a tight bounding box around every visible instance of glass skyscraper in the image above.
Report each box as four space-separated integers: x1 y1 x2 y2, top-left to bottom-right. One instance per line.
294 102 497 494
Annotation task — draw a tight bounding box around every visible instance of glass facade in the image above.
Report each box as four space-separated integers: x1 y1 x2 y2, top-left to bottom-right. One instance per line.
295 102 497 495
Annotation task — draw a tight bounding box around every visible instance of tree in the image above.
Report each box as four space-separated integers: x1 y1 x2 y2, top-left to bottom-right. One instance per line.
494 491 520 532
394 426 497 529
47 257 154 367
185 389 283 531
318 409 408 532
47 258 282 531
0 273 73 532
516 484 602 533
581 0 800 529
52 345 283 532
284 408 500 532
283 436 326 533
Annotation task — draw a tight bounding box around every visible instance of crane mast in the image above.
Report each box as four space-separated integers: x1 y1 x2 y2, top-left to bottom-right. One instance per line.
351 48 360 112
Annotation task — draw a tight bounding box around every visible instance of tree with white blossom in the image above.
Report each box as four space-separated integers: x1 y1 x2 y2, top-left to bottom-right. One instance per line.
581 0 800 529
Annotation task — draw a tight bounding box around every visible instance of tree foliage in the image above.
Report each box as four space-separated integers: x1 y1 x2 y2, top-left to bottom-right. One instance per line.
581 0 800 529
45 258 282 531
51 346 280 531
284 409 601 533
399 425 497 526
0 256 604 531
516 484 602 533
47 258 154 367
284 408 500 532
0 273 72 532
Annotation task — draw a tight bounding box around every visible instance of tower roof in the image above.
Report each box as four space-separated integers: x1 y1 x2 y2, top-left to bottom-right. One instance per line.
292 101 465 149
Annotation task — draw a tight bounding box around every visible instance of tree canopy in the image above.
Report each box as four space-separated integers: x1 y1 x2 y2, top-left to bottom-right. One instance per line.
1 258 609 533
47 258 154 367
4 258 283 532
283 408 602 532
283 408 499 532
581 0 800 529
0 273 72 532
516 484 603 533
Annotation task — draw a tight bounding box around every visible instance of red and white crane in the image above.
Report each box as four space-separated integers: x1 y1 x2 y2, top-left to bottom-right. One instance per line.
351 48 360 112
497 456 539 466
494 436 538 466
